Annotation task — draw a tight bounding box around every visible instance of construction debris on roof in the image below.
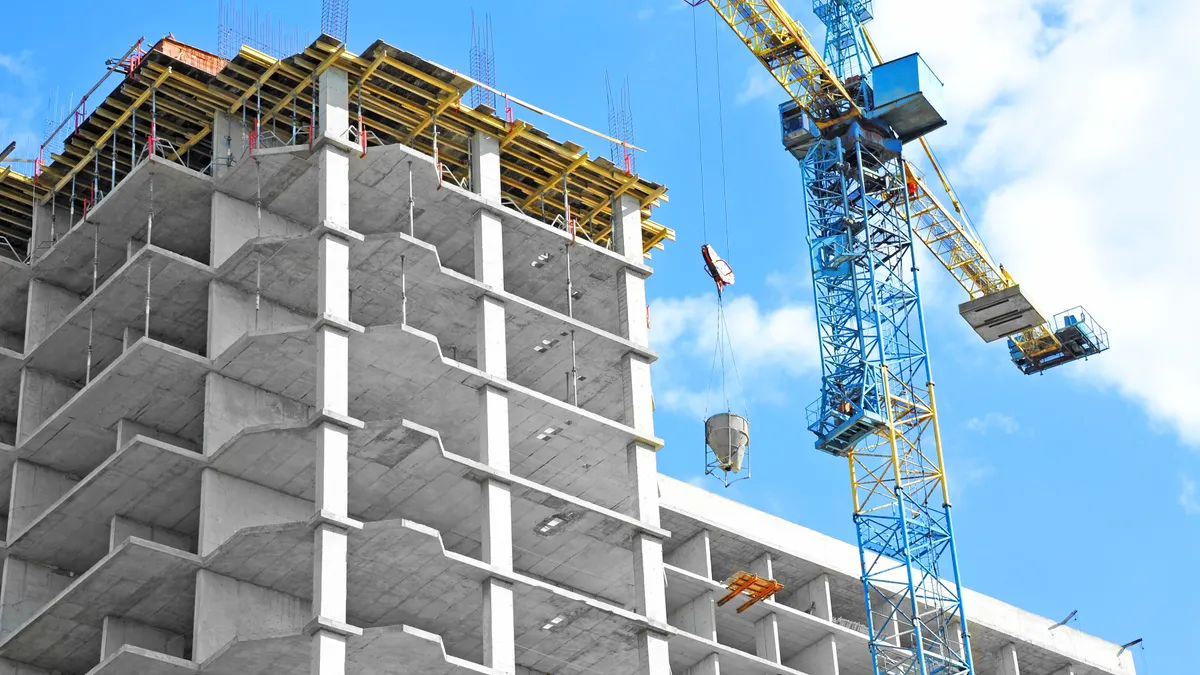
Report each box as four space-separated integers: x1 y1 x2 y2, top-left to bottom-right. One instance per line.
0 34 672 261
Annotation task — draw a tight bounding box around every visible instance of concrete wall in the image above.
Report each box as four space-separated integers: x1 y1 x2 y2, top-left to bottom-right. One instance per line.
209 191 309 269
0 557 72 638
192 569 309 663
197 469 309 557
15 368 78 444
100 615 188 660
207 281 310 358
7 460 78 539
110 515 193 554
202 372 309 456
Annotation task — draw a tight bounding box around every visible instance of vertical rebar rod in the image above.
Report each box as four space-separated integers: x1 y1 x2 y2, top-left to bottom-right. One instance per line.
86 309 94 384
401 255 407 326
570 328 578 406
144 258 151 339
407 160 415 236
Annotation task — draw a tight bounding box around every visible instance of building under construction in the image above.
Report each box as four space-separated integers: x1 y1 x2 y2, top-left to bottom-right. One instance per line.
0 32 1133 675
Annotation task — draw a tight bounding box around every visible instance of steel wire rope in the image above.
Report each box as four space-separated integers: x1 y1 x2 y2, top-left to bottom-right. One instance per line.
690 4 709 244
711 10 733 259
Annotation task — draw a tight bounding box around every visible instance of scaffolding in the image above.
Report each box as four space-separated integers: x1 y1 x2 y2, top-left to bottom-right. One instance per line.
0 34 672 262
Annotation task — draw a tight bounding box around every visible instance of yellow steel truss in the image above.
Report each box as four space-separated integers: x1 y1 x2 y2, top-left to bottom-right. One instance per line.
702 0 860 126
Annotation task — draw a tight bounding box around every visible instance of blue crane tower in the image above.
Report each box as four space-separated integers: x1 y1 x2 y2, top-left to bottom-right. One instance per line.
794 3 975 672
698 1 1110 673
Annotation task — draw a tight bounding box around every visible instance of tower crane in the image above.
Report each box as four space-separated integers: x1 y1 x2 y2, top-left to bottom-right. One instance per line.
687 2 1111 675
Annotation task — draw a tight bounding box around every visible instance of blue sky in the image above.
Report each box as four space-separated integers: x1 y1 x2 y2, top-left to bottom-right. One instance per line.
2 1 1192 672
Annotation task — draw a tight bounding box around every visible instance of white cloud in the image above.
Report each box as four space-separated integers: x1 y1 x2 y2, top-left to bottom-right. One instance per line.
649 294 818 417
1181 475 1200 516
869 0 1200 445
637 7 656 21
965 412 1019 435
736 67 776 105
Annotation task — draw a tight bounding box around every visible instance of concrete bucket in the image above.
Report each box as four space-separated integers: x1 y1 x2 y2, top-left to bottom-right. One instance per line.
705 413 750 473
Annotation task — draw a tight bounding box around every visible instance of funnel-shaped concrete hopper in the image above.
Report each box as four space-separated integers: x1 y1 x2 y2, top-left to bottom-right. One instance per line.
705 413 749 473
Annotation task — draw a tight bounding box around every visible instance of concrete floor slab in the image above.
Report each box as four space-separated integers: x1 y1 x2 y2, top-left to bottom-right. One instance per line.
14 340 208 479
33 158 213 294
217 143 648 335
217 230 651 418
0 538 200 674
196 622 501 675
211 417 663 605
213 323 655 513
663 564 872 675
203 516 652 673
7 437 204 573
24 246 212 383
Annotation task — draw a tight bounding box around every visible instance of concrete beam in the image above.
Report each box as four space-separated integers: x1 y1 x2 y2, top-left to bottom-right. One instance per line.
686 653 720 675
100 615 187 660
665 530 712 578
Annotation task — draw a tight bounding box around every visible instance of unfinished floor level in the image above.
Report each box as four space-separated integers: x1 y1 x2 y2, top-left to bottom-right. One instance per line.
0 34 1134 675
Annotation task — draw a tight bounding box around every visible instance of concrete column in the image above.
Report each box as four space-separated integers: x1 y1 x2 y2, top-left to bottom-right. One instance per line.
665 529 711 578
998 643 1021 675
312 65 355 675
749 552 781 663
614 194 670 675
786 573 833 620
471 129 515 675
28 202 53 260
669 592 716 640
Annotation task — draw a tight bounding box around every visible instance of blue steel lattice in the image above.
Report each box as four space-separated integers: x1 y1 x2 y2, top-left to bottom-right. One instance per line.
800 120 975 675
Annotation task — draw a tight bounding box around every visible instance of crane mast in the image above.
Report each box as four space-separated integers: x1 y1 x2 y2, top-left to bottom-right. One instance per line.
698 1 974 674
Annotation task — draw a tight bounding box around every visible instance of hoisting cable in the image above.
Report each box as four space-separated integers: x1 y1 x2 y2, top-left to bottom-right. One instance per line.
690 2 751 485
711 10 733 259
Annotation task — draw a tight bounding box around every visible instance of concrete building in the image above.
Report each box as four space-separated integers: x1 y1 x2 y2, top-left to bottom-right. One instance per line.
0 36 1133 675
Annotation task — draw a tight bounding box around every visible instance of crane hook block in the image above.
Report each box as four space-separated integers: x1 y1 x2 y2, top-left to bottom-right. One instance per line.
702 244 736 292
